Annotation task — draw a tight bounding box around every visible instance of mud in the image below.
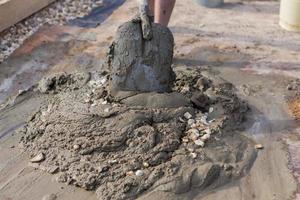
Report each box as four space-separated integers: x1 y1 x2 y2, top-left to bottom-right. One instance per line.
109 20 174 92
18 66 256 200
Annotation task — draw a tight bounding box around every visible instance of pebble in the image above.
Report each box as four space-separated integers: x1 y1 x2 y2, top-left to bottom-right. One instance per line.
104 108 110 112
287 84 293 90
187 147 194 152
135 170 144 176
184 112 192 119
187 128 200 141
200 115 209 125
200 134 210 141
187 119 195 126
30 153 45 163
182 138 189 143
255 144 264 149
194 139 205 147
108 159 118 164
190 152 197 159
42 193 57 200
84 98 91 103
143 162 149 168
191 123 197 128
100 77 107 85
126 171 134 176
181 86 190 93
73 144 80 150
179 117 185 123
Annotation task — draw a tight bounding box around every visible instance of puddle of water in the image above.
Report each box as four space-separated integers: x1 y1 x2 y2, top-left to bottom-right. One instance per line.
69 0 126 28
248 114 271 138
0 60 48 104
0 123 25 140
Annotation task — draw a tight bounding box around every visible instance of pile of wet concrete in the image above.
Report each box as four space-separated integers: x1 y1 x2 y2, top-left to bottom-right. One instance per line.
19 66 256 200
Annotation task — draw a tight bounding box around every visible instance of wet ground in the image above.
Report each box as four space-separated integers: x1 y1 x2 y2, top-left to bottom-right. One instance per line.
0 0 300 200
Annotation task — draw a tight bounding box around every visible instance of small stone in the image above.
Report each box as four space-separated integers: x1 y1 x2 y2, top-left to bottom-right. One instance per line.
209 107 214 113
100 77 107 85
190 152 197 159
108 159 118 164
200 134 210 142
143 162 149 168
101 100 108 105
126 171 134 176
47 166 59 174
187 119 195 125
184 112 192 119
135 170 144 176
200 115 209 125
30 153 45 163
191 123 197 128
223 164 233 171
42 193 57 200
179 117 185 123
194 139 205 147
187 128 200 141
73 144 80 150
287 84 293 90
182 138 189 143
104 108 110 112
187 147 194 152
18 90 25 95
84 98 91 103
181 85 190 93
255 144 264 149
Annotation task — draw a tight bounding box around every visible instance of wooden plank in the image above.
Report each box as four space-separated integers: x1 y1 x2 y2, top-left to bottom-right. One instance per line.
0 0 56 32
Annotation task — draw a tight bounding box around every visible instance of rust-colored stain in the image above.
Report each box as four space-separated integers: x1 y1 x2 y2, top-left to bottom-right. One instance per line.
289 97 300 121
14 25 82 56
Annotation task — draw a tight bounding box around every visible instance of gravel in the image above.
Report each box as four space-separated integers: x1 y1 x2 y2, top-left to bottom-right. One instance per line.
0 0 104 64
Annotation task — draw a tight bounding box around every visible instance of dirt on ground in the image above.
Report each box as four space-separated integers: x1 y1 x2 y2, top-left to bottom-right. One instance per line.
289 97 300 121
18 65 256 200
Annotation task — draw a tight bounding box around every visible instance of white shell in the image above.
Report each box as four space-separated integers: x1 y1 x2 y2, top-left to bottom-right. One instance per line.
30 153 45 163
184 112 192 119
190 152 197 159
135 170 144 176
143 162 149 167
187 129 200 141
201 134 210 141
194 139 205 147
73 144 80 150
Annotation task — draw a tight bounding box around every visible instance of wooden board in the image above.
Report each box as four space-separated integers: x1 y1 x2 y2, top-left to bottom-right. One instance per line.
0 0 56 32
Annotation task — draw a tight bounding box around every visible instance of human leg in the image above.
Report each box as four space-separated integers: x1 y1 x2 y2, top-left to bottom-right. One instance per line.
154 0 176 26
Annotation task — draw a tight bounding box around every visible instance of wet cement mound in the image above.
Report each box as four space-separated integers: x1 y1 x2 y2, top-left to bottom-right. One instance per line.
19 67 256 200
